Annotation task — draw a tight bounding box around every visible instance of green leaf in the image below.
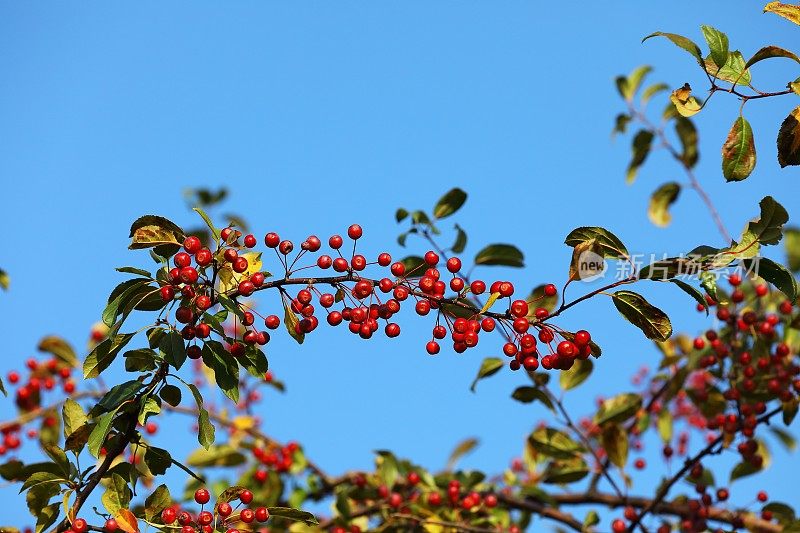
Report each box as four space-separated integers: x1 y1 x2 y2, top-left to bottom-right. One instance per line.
529 427 585 459
764 2 800 26
395 208 409 222
201 341 240 403
641 83 670 105
595 393 643 426
159 384 182 407
559 358 593 391
469 357 504 392
97 380 144 412
129 214 184 250
0 376 5 397
770 427 797 452
452 224 468 254
511 386 555 412
700 25 729 68
583 510 600 530
705 51 751 85
564 227 629 260
101 473 131 515
763 502 796 525
778 105 800 168
612 113 632 136
730 460 761 481
612 290 672 341
446 438 479 470
138 396 161 425
283 301 305 345
785 227 800 272
144 446 172 475
84 333 135 379
648 182 681 227
601 424 628 469
669 84 703 117
642 32 703 62
474 244 524 267
722 116 756 181
675 117 699 168
102 279 151 327
88 408 118 457
669 279 709 314
746 196 790 246
35 503 60 533
0 268 8 291
116 266 152 277
626 129 654 183
542 457 589 484
160 329 187 370
179 378 215 449
124 348 158 372
144 484 171 522
37 336 78 368
743 256 798 300
267 507 319 525
187 445 246 467
657 409 673 442
744 45 800 72
433 188 467 219
617 65 652 101
193 207 220 241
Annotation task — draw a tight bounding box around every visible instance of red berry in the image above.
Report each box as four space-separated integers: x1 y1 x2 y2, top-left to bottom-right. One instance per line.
255 507 270 522
265 315 280 329
543 284 557 297
347 224 363 240
426 341 440 355
424 251 439 266
195 488 211 504
240 489 253 504
446 257 461 273
470 280 486 295
755 284 768 297
104 518 119 532
244 234 257 247
611 519 626 533
378 253 392 266
757 490 768 502
573 330 591 345
240 509 255 523
72 519 88 533
264 232 280 247
385 323 400 338
161 508 177 524
184 236 202 253
329 235 343 249
195 248 212 266
160 286 175 302
218 502 232 517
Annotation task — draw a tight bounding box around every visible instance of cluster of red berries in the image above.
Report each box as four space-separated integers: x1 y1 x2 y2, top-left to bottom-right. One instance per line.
2 357 75 455
158 488 270 533
8 357 76 411
157 226 592 376
330 471 502 532
251 441 300 478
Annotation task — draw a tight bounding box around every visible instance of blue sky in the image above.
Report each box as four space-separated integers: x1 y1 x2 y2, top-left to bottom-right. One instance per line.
1 2 799 529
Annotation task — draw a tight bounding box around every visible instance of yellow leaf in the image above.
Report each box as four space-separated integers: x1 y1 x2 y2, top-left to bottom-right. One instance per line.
218 252 263 293
764 1 800 25
480 292 501 313
669 84 702 117
115 508 139 533
233 415 255 431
